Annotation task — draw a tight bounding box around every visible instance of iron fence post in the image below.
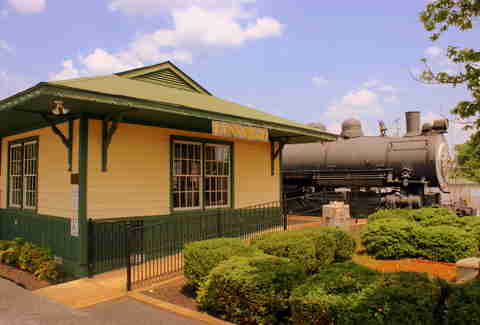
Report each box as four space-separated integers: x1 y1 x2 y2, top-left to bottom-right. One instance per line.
216 208 222 238
282 195 288 231
125 222 132 291
87 219 93 278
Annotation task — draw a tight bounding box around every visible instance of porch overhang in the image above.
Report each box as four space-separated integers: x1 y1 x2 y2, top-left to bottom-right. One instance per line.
0 83 338 144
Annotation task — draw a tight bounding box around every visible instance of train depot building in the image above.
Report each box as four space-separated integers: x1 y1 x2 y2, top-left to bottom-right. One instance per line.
0 61 336 277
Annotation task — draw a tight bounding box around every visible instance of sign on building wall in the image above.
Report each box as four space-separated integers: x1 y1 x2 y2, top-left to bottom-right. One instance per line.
212 121 269 142
71 184 79 237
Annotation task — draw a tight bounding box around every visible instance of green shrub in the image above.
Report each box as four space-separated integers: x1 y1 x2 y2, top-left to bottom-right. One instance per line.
18 243 52 273
353 272 441 325
368 209 413 223
183 237 258 288
34 260 60 281
251 230 336 273
0 239 23 266
445 278 480 325
290 262 380 325
415 226 477 262
318 227 357 261
361 218 419 259
410 207 457 227
0 238 59 282
198 254 307 325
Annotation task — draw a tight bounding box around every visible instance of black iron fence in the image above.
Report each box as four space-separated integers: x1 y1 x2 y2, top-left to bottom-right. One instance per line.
126 200 286 290
87 200 287 289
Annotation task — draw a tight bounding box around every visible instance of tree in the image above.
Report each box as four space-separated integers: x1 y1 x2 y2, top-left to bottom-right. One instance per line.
453 132 480 182
420 0 480 130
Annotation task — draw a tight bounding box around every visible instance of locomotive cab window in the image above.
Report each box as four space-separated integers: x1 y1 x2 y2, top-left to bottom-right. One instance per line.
172 139 231 210
8 137 38 210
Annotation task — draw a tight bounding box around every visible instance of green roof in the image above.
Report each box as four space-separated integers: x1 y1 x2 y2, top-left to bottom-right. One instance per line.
0 61 337 143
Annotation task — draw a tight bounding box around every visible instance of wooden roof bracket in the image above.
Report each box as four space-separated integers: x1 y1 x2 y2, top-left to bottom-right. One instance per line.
41 113 73 171
271 140 286 176
102 112 124 172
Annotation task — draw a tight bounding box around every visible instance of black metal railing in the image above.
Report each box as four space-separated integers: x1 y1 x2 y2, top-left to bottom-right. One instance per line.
125 200 286 290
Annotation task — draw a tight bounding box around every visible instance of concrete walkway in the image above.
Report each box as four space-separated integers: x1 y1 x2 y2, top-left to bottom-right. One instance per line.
34 268 126 309
0 278 206 325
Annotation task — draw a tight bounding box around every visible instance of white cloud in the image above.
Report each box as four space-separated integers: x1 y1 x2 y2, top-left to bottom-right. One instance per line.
49 60 81 81
108 0 255 15
320 80 401 135
0 40 12 53
312 75 329 87
7 0 45 13
52 1 283 77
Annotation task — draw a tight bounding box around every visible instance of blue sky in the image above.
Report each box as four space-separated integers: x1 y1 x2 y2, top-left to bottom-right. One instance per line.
1 0 478 147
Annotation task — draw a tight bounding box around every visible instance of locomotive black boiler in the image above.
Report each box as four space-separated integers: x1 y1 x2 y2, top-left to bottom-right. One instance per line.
282 111 451 210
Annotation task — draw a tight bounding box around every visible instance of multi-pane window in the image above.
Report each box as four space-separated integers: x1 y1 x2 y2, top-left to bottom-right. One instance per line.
8 139 38 210
172 140 231 210
205 145 230 207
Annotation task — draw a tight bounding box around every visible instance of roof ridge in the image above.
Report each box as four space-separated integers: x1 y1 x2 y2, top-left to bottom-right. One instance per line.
49 74 115 84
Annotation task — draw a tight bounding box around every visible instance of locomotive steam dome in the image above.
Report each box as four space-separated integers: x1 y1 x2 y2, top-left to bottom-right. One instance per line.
341 118 364 138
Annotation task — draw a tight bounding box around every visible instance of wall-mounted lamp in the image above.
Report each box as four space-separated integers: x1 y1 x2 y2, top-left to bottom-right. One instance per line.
51 100 70 116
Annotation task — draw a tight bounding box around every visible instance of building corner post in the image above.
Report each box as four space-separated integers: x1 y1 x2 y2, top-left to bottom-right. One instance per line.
78 115 89 277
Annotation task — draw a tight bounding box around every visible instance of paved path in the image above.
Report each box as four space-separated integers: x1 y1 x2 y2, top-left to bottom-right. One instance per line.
0 278 206 325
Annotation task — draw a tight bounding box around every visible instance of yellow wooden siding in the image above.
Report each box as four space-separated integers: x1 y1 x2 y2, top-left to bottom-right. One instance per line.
87 121 280 219
234 141 280 207
0 122 78 218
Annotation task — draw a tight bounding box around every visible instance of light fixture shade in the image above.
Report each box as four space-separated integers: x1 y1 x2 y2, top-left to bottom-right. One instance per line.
51 100 69 115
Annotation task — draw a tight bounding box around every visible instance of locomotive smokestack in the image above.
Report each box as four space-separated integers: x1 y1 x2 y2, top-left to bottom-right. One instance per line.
405 111 421 136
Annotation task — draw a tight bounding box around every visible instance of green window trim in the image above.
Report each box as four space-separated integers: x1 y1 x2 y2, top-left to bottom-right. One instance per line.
7 136 39 212
170 135 234 212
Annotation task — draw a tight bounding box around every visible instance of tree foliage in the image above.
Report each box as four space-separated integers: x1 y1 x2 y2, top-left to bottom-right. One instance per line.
420 0 480 129
454 132 480 181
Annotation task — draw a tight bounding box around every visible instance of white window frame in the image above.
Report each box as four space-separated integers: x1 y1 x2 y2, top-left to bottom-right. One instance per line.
172 140 203 211
204 143 231 209
8 138 38 211
172 139 232 211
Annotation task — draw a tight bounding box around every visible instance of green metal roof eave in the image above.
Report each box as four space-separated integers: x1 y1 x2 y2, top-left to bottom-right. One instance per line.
0 83 338 143
0 84 44 110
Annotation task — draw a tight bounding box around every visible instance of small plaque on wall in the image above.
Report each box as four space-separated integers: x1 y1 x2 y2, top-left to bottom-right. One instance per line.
71 217 79 237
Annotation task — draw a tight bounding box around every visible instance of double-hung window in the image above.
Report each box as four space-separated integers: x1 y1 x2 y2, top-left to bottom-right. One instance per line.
172 140 231 210
8 138 38 210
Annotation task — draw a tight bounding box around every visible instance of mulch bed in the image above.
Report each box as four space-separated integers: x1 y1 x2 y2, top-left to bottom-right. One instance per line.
0 263 52 290
353 255 458 282
143 276 200 312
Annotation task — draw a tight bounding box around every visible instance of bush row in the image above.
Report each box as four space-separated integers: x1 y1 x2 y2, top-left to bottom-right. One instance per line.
362 209 480 262
0 238 59 281
199 256 480 325
184 227 357 288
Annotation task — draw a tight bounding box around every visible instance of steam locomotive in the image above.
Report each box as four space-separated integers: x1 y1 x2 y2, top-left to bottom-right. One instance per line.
282 111 452 216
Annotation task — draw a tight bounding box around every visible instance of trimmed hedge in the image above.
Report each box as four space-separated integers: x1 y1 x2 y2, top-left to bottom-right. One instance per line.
368 209 413 223
353 272 441 325
251 229 336 273
183 237 258 288
361 218 419 259
362 210 479 262
251 227 356 273
317 227 356 261
198 254 307 325
445 279 480 325
415 226 477 262
290 262 380 325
